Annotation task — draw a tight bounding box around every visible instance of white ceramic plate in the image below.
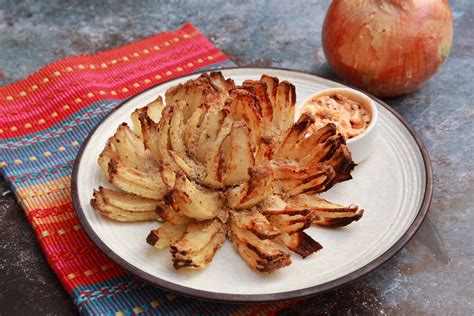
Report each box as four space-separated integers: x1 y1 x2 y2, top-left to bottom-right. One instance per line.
72 68 433 302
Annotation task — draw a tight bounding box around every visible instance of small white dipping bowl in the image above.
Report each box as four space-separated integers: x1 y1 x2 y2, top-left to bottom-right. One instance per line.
299 88 378 164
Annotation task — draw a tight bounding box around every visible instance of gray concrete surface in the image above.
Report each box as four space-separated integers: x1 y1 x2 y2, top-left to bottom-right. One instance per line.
1 0 473 314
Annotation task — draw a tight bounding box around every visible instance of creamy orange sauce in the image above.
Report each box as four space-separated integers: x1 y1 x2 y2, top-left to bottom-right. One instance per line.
304 93 371 139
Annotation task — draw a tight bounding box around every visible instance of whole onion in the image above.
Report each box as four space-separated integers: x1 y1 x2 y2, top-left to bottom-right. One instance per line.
322 0 453 97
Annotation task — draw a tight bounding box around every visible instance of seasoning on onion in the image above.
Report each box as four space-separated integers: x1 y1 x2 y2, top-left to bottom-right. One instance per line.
322 0 453 97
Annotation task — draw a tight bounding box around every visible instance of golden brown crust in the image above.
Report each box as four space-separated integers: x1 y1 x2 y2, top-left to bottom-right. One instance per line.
273 113 315 161
170 172 224 221
226 164 274 209
146 222 188 249
170 219 227 269
91 188 161 222
277 231 322 258
165 72 229 121
231 210 280 240
287 194 364 227
91 72 363 273
273 164 335 197
228 89 263 147
107 159 169 200
221 120 255 186
229 214 291 273
242 80 273 134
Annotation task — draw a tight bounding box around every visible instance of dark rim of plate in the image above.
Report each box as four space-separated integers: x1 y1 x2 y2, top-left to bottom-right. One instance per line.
72 67 433 303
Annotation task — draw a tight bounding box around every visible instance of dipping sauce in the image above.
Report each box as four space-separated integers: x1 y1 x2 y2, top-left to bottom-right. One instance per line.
303 93 371 139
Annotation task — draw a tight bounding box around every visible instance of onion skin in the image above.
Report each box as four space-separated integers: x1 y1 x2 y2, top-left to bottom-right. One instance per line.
322 0 453 97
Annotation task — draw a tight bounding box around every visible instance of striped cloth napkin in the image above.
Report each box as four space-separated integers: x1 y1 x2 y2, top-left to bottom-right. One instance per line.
0 23 294 315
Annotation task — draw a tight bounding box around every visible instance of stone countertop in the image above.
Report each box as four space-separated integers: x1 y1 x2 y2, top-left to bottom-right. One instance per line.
0 0 473 314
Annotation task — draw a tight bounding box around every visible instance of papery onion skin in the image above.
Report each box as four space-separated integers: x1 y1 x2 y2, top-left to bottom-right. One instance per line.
322 0 453 97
